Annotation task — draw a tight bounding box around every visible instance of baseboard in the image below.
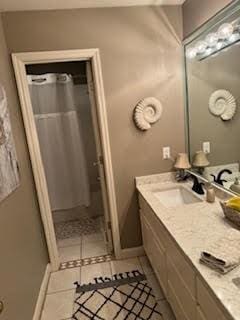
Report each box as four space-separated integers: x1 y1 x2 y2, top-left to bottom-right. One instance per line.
32 263 51 320
119 246 145 260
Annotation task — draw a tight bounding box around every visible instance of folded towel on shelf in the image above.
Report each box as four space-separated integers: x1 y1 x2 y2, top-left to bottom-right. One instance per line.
200 229 240 274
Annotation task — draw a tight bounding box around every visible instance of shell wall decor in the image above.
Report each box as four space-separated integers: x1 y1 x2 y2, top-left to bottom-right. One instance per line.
133 97 162 131
209 89 237 121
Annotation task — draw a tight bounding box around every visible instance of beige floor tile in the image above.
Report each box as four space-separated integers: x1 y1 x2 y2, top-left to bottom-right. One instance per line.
57 236 81 248
82 231 104 245
47 268 80 293
157 299 176 320
110 258 143 275
41 289 75 320
59 245 81 262
81 261 112 284
139 255 154 275
146 273 165 301
81 239 107 259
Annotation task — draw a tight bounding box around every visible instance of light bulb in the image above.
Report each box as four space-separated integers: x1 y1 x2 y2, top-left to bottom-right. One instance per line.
205 33 218 47
186 47 197 59
216 42 223 50
228 33 239 42
218 23 234 39
195 40 207 54
204 48 213 57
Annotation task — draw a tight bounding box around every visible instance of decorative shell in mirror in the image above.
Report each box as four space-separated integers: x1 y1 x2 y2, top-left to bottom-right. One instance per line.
134 97 162 131
0 117 6 145
209 90 236 121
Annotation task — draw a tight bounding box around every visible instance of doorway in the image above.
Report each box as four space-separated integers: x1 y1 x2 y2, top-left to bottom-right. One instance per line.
12 50 121 270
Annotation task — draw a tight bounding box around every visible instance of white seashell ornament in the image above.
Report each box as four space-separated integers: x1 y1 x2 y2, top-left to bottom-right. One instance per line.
134 97 162 131
209 90 236 121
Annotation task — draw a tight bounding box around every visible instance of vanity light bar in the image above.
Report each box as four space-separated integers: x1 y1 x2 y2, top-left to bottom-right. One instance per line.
186 18 240 60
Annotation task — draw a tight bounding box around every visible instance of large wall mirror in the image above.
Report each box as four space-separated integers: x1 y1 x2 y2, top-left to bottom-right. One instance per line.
184 2 240 195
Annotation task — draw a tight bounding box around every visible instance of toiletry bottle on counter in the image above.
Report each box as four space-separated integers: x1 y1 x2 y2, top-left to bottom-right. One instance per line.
206 183 215 203
230 178 240 194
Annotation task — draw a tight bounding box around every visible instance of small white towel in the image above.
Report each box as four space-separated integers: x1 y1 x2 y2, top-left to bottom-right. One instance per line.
200 229 240 274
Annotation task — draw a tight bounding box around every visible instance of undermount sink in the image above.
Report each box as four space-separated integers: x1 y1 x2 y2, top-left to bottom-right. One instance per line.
153 186 202 208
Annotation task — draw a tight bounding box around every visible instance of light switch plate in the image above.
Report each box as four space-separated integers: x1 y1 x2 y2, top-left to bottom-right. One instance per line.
163 147 171 159
203 141 210 154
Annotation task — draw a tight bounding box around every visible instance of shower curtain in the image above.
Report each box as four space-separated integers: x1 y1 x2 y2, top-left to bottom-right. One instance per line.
28 73 90 211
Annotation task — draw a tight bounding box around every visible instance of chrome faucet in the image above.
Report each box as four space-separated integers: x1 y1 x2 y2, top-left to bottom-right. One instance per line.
211 169 232 186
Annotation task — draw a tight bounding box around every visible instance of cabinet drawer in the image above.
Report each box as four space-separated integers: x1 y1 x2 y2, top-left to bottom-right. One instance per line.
141 214 167 294
197 278 228 320
167 257 196 320
167 239 196 298
168 279 189 320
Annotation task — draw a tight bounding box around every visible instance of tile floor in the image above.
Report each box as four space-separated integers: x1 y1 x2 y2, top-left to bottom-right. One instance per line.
41 256 176 320
58 228 107 263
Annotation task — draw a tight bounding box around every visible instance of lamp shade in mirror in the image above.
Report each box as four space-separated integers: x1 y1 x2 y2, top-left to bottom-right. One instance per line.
192 151 210 168
174 153 191 169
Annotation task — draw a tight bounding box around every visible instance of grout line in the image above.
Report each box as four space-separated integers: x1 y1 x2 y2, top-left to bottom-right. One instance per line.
47 288 76 296
109 258 113 277
58 243 81 249
137 256 144 274
50 266 80 275
79 235 82 260
157 297 167 302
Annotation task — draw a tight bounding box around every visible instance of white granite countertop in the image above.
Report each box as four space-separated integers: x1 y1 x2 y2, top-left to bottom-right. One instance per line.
136 173 240 320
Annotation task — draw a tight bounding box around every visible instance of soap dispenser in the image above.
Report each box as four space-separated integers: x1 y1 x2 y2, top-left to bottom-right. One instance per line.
206 183 215 203
230 178 240 194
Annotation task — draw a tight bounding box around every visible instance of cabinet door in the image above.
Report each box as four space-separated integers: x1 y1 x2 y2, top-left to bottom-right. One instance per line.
168 279 189 320
197 306 207 320
197 277 229 320
141 213 167 295
167 257 197 320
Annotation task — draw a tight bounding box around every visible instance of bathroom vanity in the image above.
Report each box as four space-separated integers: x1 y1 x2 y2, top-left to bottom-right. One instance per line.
137 173 240 320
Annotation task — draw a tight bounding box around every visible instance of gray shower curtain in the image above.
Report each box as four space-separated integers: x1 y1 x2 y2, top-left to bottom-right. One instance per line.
28 73 90 211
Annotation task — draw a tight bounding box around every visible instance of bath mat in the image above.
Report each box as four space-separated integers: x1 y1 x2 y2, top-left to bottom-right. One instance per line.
54 216 101 239
73 270 163 319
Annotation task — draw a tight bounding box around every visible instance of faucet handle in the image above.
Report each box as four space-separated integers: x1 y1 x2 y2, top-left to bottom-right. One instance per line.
219 179 227 184
210 174 217 182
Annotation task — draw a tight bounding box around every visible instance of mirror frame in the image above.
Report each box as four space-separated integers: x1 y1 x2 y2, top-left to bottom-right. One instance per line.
183 0 240 196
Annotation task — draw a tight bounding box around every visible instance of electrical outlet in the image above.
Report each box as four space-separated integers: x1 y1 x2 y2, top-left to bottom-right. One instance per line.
163 147 171 159
203 141 210 154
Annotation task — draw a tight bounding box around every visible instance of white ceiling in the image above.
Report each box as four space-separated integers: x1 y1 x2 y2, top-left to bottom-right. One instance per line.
0 0 186 12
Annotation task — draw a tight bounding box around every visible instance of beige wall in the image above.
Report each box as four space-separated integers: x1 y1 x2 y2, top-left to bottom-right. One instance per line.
183 0 234 38
2 6 185 249
0 14 48 320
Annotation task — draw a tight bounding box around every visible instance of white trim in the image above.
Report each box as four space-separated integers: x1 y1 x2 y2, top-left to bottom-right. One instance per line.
12 49 122 271
0 0 186 12
32 263 51 320
120 246 145 259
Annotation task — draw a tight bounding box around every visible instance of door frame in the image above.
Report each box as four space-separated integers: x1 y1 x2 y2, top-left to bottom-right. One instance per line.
12 49 121 271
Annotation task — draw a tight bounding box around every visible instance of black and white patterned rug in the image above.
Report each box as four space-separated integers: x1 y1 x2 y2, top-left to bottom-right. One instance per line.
73 270 163 319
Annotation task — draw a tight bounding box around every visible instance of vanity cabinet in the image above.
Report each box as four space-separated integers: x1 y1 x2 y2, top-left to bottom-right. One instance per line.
139 194 230 320
196 278 228 320
140 209 167 295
